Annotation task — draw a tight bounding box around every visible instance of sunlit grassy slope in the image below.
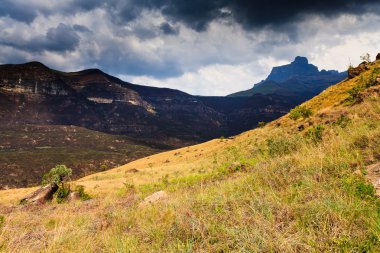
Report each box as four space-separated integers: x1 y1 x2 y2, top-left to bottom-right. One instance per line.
1 61 380 252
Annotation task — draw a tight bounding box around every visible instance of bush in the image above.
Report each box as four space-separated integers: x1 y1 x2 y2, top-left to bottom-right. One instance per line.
347 86 363 104
75 185 91 201
55 186 70 204
42 165 72 186
306 125 324 143
289 106 313 120
257 121 267 128
334 115 351 128
343 175 375 199
0 215 4 229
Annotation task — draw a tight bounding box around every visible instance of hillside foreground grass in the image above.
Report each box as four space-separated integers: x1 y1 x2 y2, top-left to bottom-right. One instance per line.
1 61 380 252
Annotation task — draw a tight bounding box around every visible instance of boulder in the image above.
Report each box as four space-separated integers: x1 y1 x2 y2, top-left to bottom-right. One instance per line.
376 53 380 61
348 62 369 79
20 183 58 205
139 191 168 208
68 192 81 202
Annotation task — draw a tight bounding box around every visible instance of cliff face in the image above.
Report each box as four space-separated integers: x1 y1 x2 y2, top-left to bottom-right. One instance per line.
0 62 226 146
267 56 319 82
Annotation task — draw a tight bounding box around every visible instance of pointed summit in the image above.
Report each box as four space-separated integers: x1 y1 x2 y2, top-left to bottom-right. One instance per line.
266 56 318 82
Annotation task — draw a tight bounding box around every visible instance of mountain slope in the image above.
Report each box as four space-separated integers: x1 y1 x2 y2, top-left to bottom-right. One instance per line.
0 62 225 145
1 58 380 252
0 59 343 188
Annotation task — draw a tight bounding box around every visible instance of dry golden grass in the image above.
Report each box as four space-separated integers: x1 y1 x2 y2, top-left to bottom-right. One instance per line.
1 61 380 252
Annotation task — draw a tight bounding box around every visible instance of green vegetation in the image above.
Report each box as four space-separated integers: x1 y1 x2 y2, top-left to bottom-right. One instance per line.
257 121 267 128
55 186 71 204
289 105 313 120
0 215 4 229
42 165 72 186
347 67 380 104
75 185 92 201
334 114 351 128
306 125 324 143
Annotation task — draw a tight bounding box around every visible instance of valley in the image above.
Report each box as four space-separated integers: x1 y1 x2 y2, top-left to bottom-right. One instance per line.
0 58 345 188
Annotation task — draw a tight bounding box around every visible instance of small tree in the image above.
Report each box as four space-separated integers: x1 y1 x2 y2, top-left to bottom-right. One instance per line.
360 53 371 63
42 165 72 187
289 106 313 120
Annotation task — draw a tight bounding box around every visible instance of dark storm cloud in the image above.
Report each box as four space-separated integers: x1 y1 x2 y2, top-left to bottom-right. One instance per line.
0 1 37 23
0 24 80 53
1 0 379 31
159 22 179 35
87 0 380 31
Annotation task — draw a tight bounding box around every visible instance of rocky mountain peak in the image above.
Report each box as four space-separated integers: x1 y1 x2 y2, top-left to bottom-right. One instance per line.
266 56 319 82
293 56 309 65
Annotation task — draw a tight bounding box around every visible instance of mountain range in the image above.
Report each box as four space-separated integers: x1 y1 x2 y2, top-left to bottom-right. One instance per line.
0 57 346 188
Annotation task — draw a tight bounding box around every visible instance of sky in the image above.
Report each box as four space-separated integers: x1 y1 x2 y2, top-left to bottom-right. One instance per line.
0 1 380 96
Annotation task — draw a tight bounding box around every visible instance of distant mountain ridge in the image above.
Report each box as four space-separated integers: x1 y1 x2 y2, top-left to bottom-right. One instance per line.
228 56 346 97
0 59 346 188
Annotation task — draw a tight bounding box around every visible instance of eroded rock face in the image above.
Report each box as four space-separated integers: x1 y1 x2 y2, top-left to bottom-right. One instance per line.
348 62 370 79
0 62 226 146
20 183 58 205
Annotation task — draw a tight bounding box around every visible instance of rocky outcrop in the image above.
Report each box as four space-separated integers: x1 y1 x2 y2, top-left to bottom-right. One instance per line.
348 62 370 79
139 190 168 207
67 192 81 202
366 162 380 197
266 56 320 83
20 183 58 205
228 56 346 97
376 53 380 61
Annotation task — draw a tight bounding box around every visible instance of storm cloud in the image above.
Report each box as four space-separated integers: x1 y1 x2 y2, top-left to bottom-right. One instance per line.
0 23 80 53
0 0 379 95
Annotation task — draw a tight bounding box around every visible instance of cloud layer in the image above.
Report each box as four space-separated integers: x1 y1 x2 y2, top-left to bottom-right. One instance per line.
0 0 379 95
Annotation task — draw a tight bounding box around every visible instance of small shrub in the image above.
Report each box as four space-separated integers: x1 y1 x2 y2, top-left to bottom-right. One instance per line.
75 185 91 201
289 106 313 120
42 165 72 186
0 215 4 229
161 174 169 186
257 121 267 128
347 86 363 103
55 186 70 204
306 125 324 143
122 182 136 193
334 115 351 128
360 53 371 63
343 175 375 199
100 164 108 171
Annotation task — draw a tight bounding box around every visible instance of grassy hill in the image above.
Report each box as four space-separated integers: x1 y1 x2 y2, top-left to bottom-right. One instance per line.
1 60 380 252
